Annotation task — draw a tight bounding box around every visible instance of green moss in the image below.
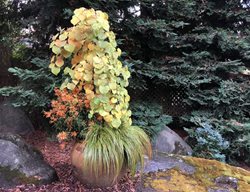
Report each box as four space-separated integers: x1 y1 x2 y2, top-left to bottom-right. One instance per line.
0 166 40 185
142 156 250 192
184 156 250 192
144 169 207 192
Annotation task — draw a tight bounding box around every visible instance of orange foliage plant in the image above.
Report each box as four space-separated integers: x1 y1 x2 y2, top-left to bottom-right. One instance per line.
44 88 87 141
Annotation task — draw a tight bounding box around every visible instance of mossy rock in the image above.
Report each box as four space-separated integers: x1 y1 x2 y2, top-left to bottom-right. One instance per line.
0 166 39 188
0 133 58 189
137 152 250 192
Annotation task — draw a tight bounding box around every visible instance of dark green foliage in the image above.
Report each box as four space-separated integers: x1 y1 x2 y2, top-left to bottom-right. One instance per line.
0 58 61 109
115 0 250 163
216 120 250 164
0 0 19 44
131 101 172 139
185 121 229 162
184 116 250 163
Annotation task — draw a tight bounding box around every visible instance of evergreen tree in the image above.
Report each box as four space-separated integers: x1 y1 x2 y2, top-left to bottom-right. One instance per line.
116 0 250 162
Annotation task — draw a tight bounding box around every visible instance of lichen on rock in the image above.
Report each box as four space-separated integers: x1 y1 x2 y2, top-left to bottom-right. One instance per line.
137 152 250 192
184 156 250 192
0 166 39 188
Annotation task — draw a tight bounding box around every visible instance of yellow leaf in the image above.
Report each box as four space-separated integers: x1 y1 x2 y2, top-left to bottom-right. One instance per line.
64 44 75 53
74 8 85 16
83 73 93 82
115 105 121 111
51 66 60 75
85 9 95 18
99 109 108 117
104 114 113 123
59 33 68 41
94 67 106 75
117 48 122 55
110 97 117 103
77 66 85 72
63 67 71 74
49 41 55 48
72 80 79 85
81 61 93 71
111 118 121 128
109 82 116 89
93 56 101 63
71 16 80 25
125 95 130 102
102 21 110 31
87 43 95 51
49 63 55 69
74 71 83 80
99 85 109 94
67 83 76 90
126 110 132 117
99 74 107 79
86 53 94 63
86 90 95 100
86 18 96 25
52 46 61 55
78 14 86 21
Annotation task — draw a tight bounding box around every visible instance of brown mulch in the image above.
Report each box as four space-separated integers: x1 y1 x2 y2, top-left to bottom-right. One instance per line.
1 130 140 192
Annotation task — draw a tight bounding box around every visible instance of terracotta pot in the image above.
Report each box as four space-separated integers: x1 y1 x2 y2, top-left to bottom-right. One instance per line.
71 141 127 188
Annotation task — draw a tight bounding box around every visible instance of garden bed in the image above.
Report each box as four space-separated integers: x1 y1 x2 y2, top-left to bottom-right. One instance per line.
0 130 139 192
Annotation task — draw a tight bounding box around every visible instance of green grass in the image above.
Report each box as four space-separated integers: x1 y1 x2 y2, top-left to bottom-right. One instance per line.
82 123 152 181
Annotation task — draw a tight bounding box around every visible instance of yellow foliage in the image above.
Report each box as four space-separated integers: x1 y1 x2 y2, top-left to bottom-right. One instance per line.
49 8 132 129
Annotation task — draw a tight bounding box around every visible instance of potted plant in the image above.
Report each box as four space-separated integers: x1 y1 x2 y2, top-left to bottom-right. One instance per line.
45 8 152 188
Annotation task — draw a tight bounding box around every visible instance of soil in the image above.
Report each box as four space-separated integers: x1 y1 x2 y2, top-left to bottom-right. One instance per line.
0 130 139 192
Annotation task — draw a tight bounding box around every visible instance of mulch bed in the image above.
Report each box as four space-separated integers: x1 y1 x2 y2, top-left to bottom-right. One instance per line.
1 130 139 192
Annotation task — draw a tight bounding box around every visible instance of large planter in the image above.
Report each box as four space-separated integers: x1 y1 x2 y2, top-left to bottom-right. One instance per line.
71 141 127 188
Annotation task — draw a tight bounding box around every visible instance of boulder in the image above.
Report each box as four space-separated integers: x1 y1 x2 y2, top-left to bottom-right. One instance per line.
0 133 58 189
153 126 192 155
137 152 250 192
0 100 34 135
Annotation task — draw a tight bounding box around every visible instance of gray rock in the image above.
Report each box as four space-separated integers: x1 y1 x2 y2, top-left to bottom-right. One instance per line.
0 100 34 135
214 176 238 190
208 189 231 192
136 152 196 192
0 133 58 188
153 126 192 155
143 151 195 174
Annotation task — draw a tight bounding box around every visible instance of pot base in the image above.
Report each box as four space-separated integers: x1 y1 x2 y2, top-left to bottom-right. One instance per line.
71 141 127 188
